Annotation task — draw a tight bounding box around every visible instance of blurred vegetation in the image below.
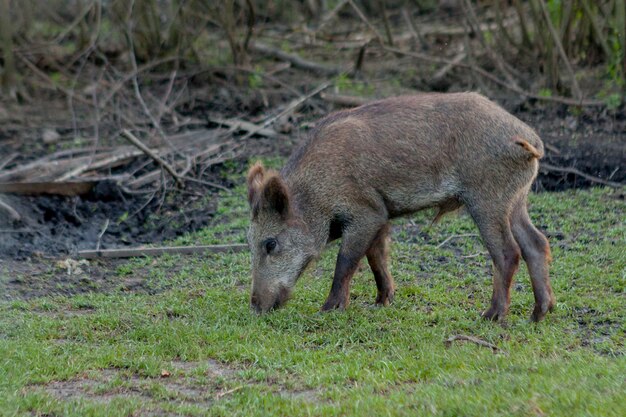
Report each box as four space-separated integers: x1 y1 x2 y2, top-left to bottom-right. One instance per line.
0 0 624 101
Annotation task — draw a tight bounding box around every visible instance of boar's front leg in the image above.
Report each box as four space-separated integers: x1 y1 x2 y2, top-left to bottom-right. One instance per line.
366 223 395 306
321 215 387 311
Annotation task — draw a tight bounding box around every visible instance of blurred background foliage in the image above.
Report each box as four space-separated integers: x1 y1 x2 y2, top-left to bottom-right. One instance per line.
0 0 624 102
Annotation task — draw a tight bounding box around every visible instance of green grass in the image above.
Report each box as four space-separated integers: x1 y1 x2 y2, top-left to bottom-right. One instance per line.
0 172 624 416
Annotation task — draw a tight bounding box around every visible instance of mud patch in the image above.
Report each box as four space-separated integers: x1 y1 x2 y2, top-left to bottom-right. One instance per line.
36 359 320 412
517 106 625 191
0 177 226 260
0 257 181 300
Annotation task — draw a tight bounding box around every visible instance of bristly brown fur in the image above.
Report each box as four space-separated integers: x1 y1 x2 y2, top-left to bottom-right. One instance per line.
247 163 292 219
247 161 265 204
261 174 291 218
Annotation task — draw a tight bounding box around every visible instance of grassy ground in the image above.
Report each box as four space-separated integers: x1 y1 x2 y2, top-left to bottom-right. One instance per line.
0 167 624 416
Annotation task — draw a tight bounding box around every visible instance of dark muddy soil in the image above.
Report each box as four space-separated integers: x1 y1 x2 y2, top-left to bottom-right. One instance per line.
0 176 225 260
517 105 625 191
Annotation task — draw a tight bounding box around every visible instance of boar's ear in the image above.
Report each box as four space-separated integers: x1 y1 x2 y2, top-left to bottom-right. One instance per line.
247 162 265 205
262 175 290 218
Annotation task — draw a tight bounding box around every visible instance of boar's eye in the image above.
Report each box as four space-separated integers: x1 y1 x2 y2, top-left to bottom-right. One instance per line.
263 238 278 255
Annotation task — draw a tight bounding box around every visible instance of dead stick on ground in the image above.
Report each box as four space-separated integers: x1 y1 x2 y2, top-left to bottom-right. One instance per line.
216 386 244 400
56 149 144 181
96 218 109 252
444 335 502 353
320 92 370 107
537 0 583 101
436 233 479 249
250 42 342 76
240 81 332 141
0 197 21 222
540 163 624 189
78 244 249 259
0 153 18 171
121 130 185 187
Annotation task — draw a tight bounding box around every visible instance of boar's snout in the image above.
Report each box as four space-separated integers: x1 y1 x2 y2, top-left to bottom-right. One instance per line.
250 285 291 314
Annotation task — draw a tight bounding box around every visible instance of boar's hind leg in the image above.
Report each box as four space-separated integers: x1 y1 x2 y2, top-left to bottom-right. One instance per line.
366 223 395 306
468 203 521 322
511 193 555 322
322 216 387 311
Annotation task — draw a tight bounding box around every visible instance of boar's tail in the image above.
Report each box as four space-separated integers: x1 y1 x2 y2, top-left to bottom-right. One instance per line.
513 136 543 159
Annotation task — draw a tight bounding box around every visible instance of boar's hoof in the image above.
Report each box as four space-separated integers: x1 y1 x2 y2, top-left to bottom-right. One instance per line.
321 295 349 312
481 305 507 322
375 289 395 306
530 300 555 323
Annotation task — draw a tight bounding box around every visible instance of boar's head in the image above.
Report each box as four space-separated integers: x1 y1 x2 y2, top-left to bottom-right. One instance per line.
246 162 316 314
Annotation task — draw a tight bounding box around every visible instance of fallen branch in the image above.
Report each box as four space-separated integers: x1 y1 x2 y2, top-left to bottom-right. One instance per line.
78 244 249 259
0 181 97 196
56 149 144 181
540 163 624 189
121 130 185 187
319 92 370 107
240 81 332 141
0 147 111 181
0 197 20 222
393 15 520 39
430 51 467 87
210 117 277 138
250 42 342 76
444 335 502 353
0 153 18 171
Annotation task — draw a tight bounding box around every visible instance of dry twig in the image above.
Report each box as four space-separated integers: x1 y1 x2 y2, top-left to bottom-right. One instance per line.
57 149 144 181
96 218 109 251
250 42 342 75
0 153 18 171
436 233 480 249
0 181 97 196
444 335 502 353
240 81 332 141
540 163 624 189
216 385 244 399
0 197 20 222
121 130 185 187
210 117 277 138
78 244 249 259
320 93 370 107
